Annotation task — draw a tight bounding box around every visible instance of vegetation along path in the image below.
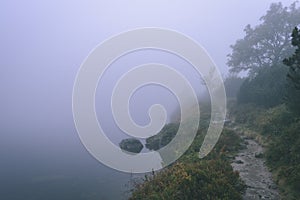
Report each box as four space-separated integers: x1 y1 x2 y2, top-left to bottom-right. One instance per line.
231 129 280 200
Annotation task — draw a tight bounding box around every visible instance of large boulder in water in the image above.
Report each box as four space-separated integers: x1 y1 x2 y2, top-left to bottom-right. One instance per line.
119 138 143 154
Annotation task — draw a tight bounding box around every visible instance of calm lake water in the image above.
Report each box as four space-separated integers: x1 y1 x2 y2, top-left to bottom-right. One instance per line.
0 130 145 200
1 154 144 200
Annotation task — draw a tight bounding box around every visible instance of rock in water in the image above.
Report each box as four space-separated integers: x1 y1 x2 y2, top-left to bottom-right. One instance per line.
119 138 143 154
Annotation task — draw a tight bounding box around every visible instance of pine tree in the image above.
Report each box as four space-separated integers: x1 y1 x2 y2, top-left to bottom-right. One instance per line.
283 27 300 116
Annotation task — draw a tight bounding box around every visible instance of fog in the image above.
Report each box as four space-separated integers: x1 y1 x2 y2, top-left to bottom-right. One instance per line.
0 0 295 199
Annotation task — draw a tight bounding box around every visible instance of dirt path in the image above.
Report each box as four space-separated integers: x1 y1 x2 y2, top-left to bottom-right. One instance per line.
231 136 280 200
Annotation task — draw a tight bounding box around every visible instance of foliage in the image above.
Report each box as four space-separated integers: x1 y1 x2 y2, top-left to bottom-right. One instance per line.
145 123 179 151
145 104 212 151
256 104 293 136
283 26 300 116
224 74 245 98
130 160 243 200
231 101 300 198
265 120 300 198
227 2 300 76
227 3 300 107
237 65 287 107
226 3 300 198
130 104 245 199
130 129 245 200
212 129 243 155
229 103 263 127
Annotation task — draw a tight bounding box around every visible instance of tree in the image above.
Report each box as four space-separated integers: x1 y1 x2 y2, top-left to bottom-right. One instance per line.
227 2 300 107
283 27 300 116
224 74 245 98
227 2 300 76
237 65 287 107
283 27 300 89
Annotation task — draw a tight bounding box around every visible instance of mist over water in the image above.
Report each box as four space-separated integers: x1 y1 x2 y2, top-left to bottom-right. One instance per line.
1 0 297 199
95 49 203 145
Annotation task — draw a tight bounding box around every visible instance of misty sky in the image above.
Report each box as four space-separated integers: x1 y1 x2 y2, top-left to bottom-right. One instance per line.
0 0 296 176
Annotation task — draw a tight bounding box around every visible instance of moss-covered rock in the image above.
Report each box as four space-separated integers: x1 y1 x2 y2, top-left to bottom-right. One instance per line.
119 138 143 154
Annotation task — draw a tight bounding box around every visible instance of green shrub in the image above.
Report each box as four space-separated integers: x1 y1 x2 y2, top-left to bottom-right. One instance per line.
256 104 293 136
130 160 244 200
130 126 245 199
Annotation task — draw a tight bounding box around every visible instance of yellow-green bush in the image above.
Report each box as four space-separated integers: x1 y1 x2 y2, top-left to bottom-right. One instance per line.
130 160 244 200
130 128 245 200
